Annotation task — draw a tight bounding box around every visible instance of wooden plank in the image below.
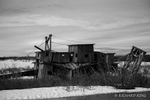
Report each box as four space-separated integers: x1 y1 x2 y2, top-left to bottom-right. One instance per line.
72 63 79 69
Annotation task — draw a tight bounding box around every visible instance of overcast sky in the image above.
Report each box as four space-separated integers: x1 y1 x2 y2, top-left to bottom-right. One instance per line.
0 0 150 56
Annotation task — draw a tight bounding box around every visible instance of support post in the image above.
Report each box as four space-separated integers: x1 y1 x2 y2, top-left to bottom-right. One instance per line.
49 34 52 61
49 34 52 52
69 70 72 79
45 36 48 51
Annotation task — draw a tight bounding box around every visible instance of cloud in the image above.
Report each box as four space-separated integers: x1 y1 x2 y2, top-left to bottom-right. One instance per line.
0 14 150 31
0 0 150 56
101 34 150 50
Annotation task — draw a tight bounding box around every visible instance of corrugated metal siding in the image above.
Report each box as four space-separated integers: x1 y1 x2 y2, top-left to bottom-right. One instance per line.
68 44 94 63
36 51 49 62
94 52 106 63
36 52 74 63
52 52 73 63
68 46 78 62
77 45 94 63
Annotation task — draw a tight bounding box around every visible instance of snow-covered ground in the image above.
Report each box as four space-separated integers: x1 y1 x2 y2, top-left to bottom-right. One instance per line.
0 60 149 70
117 61 150 77
141 62 150 66
0 59 34 69
19 76 35 79
117 61 150 67
0 86 150 100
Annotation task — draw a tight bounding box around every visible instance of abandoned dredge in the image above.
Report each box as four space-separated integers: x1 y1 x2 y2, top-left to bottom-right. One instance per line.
0 34 146 79
34 34 116 79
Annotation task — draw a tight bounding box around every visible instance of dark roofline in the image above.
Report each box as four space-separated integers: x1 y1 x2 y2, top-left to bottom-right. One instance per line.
94 51 106 54
68 44 95 46
35 50 54 53
106 53 116 55
53 52 74 54
35 51 74 54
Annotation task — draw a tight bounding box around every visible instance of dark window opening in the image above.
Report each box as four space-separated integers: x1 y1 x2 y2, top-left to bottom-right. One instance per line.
36 59 39 66
46 52 49 56
75 54 78 57
94 54 97 62
37 53 39 57
70 54 73 62
85 53 88 58
132 49 140 56
70 57 73 62
48 71 53 75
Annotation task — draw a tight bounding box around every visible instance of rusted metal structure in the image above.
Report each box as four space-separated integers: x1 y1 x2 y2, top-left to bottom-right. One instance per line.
34 34 116 79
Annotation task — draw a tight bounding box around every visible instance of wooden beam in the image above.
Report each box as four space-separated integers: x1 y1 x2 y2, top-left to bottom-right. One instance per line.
45 36 49 50
49 34 52 61
68 70 72 79
49 34 52 52
34 45 44 52
45 37 47 50
46 37 50 42
132 46 147 54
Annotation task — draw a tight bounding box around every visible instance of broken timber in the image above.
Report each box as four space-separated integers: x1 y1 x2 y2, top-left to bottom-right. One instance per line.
123 46 146 74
